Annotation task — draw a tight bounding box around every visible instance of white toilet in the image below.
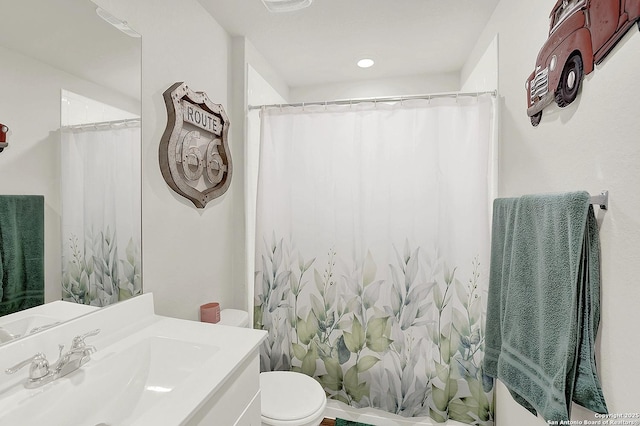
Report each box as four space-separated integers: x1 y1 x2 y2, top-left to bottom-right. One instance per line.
218 309 327 426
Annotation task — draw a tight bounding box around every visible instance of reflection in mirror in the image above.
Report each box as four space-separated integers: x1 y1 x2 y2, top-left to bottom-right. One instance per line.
0 301 99 346
61 91 142 306
0 0 142 325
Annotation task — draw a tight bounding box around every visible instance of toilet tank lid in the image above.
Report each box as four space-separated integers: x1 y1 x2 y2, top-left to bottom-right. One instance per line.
218 309 249 327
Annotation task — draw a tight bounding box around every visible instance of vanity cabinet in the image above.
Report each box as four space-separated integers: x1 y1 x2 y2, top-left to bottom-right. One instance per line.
186 352 262 426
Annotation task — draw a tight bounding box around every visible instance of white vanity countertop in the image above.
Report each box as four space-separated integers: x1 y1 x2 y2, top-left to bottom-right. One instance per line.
0 294 267 426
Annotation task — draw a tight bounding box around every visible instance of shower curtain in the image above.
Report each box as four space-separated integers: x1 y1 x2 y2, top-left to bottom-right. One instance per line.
61 125 141 306
254 95 495 424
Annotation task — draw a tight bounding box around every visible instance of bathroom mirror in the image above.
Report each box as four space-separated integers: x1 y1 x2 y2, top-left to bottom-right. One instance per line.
0 0 142 335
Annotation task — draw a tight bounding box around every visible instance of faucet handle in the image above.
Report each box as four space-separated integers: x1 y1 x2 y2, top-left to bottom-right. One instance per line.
5 353 50 379
70 328 101 349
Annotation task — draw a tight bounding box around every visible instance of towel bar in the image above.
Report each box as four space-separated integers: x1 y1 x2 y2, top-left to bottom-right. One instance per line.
590 190 608 210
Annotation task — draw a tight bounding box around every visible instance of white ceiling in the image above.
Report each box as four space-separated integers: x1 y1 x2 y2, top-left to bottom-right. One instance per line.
1 0 498 98
0 0 141 102
198 0 500 88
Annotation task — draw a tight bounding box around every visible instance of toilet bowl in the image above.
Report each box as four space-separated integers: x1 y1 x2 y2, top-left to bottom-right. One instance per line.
218 310 327 426
260 371 327 426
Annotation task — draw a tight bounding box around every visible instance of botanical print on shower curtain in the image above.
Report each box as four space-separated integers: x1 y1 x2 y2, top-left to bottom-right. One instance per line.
254 95 495 425
61 125 141 306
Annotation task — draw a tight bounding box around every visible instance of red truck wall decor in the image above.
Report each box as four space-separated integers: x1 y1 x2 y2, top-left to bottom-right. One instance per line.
0 123 8 153
526 0 640 126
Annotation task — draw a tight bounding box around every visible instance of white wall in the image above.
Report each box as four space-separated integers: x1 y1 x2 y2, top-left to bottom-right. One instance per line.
226 37 291 321
464 1 640 424
461 35 499 93
290 72 459 102
92 0 241 320
245 64 288 325
0 45 139 304
61 90 138 126
244 39 290 104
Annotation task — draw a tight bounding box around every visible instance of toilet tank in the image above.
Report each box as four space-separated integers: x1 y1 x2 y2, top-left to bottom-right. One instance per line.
218 309 249 327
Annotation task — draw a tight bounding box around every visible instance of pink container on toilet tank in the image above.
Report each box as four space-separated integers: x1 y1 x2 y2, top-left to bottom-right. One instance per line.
200 302 220 323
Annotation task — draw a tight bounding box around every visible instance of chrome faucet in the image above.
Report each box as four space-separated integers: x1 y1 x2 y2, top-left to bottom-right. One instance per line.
0 327 19 344
28 321 61 335
5 329 100 388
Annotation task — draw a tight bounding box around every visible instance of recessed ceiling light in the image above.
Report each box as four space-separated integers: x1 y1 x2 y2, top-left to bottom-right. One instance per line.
357 58 375 68
261 0 313 13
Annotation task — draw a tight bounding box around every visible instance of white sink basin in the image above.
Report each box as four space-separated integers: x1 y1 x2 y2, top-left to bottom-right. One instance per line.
0 294 266 426
0 336 218 425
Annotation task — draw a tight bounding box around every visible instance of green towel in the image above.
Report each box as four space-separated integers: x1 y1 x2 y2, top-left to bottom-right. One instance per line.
0 195 45 316
485 191 607 421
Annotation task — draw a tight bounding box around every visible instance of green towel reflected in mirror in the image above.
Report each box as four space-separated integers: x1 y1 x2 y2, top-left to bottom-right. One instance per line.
0 195 44 316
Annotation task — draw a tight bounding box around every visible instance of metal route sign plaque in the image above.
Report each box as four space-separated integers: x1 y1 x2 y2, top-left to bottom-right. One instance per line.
159 82 232 208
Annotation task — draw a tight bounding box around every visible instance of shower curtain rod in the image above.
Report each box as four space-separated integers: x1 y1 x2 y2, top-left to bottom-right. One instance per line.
61 117 141 131
248 89 498 111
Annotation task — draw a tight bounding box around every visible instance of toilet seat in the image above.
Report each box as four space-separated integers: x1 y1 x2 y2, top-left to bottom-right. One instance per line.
260 371 327 425
261 402 326 426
